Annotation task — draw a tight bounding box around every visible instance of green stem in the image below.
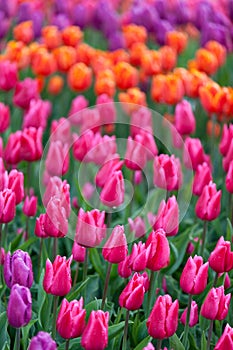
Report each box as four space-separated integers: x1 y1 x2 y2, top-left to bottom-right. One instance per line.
200 221 208 257
147 271 159 316
73 262 79 286
53 238 58 260
157 339 163 350
101 263 112 310
26 162 31 195
82 248 88 282
182 294 193 348
122 309 130 350
52 295 59 340
207 319 214 350
16 328 21 350
213 271 218 287
25 216 29 241
106 212 112 228
37 238 43 282
65 339 70 350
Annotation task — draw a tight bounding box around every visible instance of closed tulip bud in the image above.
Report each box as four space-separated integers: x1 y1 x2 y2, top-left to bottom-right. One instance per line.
0 189 16 223
73 131 94 162
0 60 18 91
147 294 179 339
57 298 86 339
226 161 233 193
8 170 24 205
95 154 124 188
152 196 179 236
20 127 43 162
193 162 212 196
43 177 70 218
81 310 109 350
130 107 153 137
43 255 72 296
100 170 124 208
23 99 51 130
7 284 32 328
138 130 158 160
141 271 150 292
223 139 233 172
183 137 206 171
180 301 198 327
201 286 231 320
175 100 196 135
119 272 146 310
153 154 180 191
128 216 146 238
75 208 106 248
215 323 233 349
68 95 89 126
102 225 127 264
118 256 132 278
219 124 233 156
0 103 10 133
195 181 221 221
45 141 69 177
128 241 149 272
4 131 22 165
180 255 209 295
224 273 231 289
146 229 170 271
87 134 117 165
4 249 33 289
28 331 57 350
72 242 86 263
209 237 233 273
34 214 49 238
13 78 39 110
125 136 147 170
51 118 72 145
23 195 37 217
0 170 8 191
44 197 69 238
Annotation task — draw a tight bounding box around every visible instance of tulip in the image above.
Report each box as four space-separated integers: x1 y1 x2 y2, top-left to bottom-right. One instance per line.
0 189 16 223
8 170 24 205
102 225 127 264
73 131 94 162
34 214 49 238
125 135 147 171
143 342 155 350
201 286 231 321
193 162 212 196
183 137 206 171
28 331 57 350
137 130 158 160
96 94 116 125
87 134 117 165
68 95 89 126
153 154 180 191
51 118 72 145
180 255 209 295
195 181 221 221
0 103 10 133
100 170 124 208
20 127 43 162
75 208 106 248
13 78 39 109
4 250 33 289
215 323 233 349
81 310 109 350
226 161 233 193
219 124 233 156
23 99 51 130
223 139 233 172
23 195 37 217
4 131 22 165
152 196 179 236
209 237 233 273
57 298 86 339
43 255 72 296
147 294 179 339
43 177 70 218
130 107 153 137
118 256 132 279
0 60 18 91
0 247 5 265
72 242 86 263
146 229 170 271
45 141 69 177
128 242 149 272
175 99 196 135
95 154 124 188
128 216 146 238
43 197 69 238
7 284 32 328
180 301 198 327
119 272 146 310
79 107 101 134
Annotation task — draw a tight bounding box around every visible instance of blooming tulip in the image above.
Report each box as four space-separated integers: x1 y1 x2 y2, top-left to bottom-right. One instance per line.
43 177 70 218
95 154 124 188
7 284 32 328
125 135 147 171
195 181 221 221
51 118 72 145
13 78 39 110
23 99 51 130
180 301 198 327
193 162 212 196
23 195 37 217
20 127 43 162
0 189 16 223
128 242 149 272
215 323 233 349
45 141 69 177
153 154 181 191
4 250 33 289
180 255 209 295
43 197 69 238
100 170 124 207
209 236 233 273
201 286 231 320
28 331 57 350
146 229 170 271
119 272 146 310
175 100 196 135
81 310 109 350
128 216 146 238
43 255 72 296
147 294 179 339
0 60 18 91
57 298 86 339
118 256 132 279
8 170 24 205
102 225 127 264
152 196 179 236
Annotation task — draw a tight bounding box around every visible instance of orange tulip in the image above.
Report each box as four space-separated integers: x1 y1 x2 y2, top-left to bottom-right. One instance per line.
114 62 138 90
13 21 34 44
205 40 226 67
42 26 62 50
165 30 188 54
159 46 177 72
195 48 218 75
76 43 95 65
47 75 64 95
4 41 30 69
151 74 184 105
187 59 199 70
67 62 92 92
109 49 130 65
91 52 112 75
62 26 83 47
31 48 57 76
129 42 147 66
36 75 45 93
94 69 115 97
122 24 147 49
199 82 222 114
118 87 147 114
184 69 210 98
141 50 162 76
53 46 77 72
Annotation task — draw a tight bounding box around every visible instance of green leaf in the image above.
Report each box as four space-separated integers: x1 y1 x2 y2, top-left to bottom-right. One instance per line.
22 319 38 350
85 299 102 320
0 312 10 346
109 320 133 340
17 237 38 251
188 332 199 350
134 336 152 350
58 338 81 350
9 233 23 251
66 278 90 302
199 315 210 331
201 331 207 350
170 333 185 350
226 218 233 244
89 248 105 280
39 293 52 330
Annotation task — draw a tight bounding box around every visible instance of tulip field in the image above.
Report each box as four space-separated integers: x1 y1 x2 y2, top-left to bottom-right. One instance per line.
1 0 233 349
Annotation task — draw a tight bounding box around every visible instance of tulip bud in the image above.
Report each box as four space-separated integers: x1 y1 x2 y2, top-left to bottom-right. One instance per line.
175 99 196 135
102 225 127 264
4 250 33 289
134 170 143 185
95 154 124 188
72 242 86 263
45 141 69 177
152 196 179 236
147 294 179 339
8 169 24 205
193 162 212 196
7 284 32 328
28 331 57 350
100 170 124 208
0 60 18 91
118 256 132 279
128 216 146 239
153 154 181 191
43 197 69 238
69 95 89 126
128 241 149 272
34 214 49 238
0 247 5 265
20 127 43 162
130 107 153 137
0 102 10 133
0 189 16 223
43 255 72 296
81 310 109 350
119 272 146 310
183 137 206 171
226 160 233 193
4 131 22 165
23 99 51 130
125 135 147 170
146 229 170 271
13 78 39 109
23 195 37 217
201 286 231 320
180 255 209 295
43 177 70 218
219 124 233 156
195 181 221 221
51 118 71 145
180 301 198 327
57 298 86 339
215 323 233 349
209 236 233 273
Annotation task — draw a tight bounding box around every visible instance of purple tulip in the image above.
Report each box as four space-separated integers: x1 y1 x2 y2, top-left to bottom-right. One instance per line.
4 250 33 289
72 4 89 28
28 331 57 350
7 284 32 328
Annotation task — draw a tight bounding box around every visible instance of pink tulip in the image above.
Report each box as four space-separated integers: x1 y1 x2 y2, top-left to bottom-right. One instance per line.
195 181 221 221
183 137 206 171
0 189 16 223
201 286 231 320
125 135 147 171
4 131 22 164
87 134 117 165
119 272 146 310
100 170 124 207
215 323 233 349
69 95 89 126
72 242 86 263
81 311 109 350
223 139 233 172
152 196 179 236
80 107 101 134
0 60 18 91
34 214 48 238
0 103 10 133
8 169 24 205
51 118 72 145
153 154 181 190
102 225 127 264
95 154 124 188
128 241 149 272
73 130 94 162
23 99 51 130
180 301 198 327
128 216 146 238
43 197 69 238
193 162 212 196
13 78 39 109
23 195 37 217
130 107 153 137
209 236 233 273
96 94 116 125
219 124 233 156
226 160 233 193
43 177 70 218
146 229 170 271
175 99 196 135
118 256 132 278
45 141 69 177
20 127 43 162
